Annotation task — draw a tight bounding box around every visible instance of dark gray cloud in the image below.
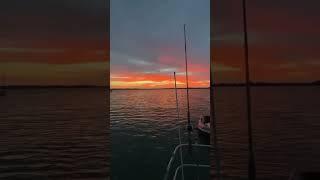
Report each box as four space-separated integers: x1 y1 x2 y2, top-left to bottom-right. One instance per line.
111 0 210 74
0 0 108 48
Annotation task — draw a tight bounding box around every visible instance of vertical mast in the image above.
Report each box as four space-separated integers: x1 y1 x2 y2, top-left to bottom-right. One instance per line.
184 24 192 132
242 0 256 179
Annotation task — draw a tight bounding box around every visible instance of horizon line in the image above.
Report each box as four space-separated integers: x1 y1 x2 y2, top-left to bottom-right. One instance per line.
1 81 319 89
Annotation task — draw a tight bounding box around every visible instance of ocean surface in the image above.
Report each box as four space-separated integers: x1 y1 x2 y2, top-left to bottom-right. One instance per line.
0 87 319 179
111 89 211 180
211 86 320 179
111 87 320 180
0 88 109 179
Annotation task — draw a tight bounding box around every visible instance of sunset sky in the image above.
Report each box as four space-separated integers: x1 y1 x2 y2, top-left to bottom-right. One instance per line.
212 0 320 83
0 0 108 86
110 0 210 89
0 1 319 87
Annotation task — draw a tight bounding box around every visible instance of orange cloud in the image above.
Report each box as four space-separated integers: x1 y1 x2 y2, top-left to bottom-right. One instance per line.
111 67 209 89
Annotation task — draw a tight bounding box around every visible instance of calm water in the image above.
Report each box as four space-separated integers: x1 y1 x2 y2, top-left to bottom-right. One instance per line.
212 86 320 179
111 87 320 180
0 88 109 179
111 89 211 180
0 87 319 180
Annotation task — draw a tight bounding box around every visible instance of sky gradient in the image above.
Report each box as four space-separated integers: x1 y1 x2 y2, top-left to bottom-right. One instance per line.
1 1 319 87
110 0 210 89
0 0 109 86
212 0 320 83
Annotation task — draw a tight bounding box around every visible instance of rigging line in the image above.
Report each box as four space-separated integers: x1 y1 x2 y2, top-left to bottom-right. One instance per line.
174 72 185 180
242 0 256 179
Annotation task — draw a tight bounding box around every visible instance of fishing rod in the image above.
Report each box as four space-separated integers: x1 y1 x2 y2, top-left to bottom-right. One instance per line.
242 0 256 179
173 72 185 180
184 24 192 131
184 24 202 180
184 24 193 136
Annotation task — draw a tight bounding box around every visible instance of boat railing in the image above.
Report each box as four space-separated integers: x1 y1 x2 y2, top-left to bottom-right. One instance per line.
173 164 210 180
163 143 212 180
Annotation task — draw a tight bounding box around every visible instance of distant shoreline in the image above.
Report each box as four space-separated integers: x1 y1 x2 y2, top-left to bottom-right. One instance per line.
1 81 319 90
